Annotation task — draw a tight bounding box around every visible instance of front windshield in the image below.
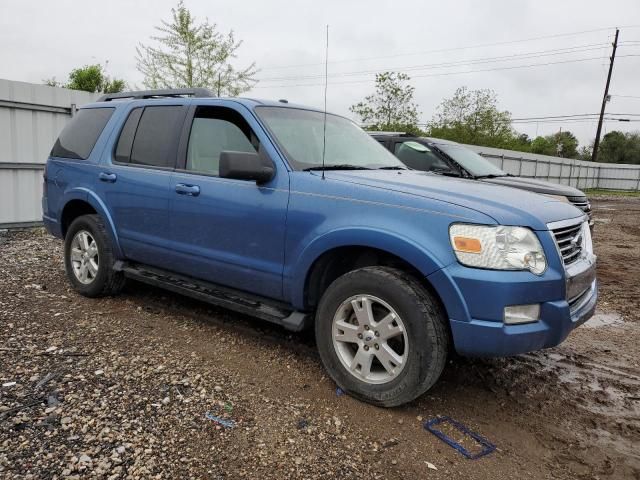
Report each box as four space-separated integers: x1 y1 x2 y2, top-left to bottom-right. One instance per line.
255 107 405 170
436 144 506 177
394 141 453 172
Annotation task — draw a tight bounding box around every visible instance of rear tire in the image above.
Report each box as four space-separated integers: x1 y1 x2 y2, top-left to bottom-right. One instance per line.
315 266 448 407
64 214 125 297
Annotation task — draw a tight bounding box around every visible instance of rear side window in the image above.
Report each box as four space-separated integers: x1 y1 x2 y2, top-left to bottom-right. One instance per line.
129 106 183 168
114 108 143 163
51 108 114 159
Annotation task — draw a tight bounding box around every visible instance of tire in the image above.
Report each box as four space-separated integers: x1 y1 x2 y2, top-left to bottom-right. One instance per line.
315 266 449 407
64 214 125 298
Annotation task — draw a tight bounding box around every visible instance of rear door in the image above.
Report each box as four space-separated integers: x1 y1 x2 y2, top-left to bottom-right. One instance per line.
100 104 187 267
167 104 289 300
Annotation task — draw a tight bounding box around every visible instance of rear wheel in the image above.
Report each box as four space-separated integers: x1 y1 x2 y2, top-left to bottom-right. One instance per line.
315 266 448 407
64 214 125 297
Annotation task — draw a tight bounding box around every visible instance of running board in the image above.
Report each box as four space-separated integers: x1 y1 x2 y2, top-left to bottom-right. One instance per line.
113 261 311 332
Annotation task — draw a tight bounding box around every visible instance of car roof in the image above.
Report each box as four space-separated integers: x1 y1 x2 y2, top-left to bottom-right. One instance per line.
369 133 461 147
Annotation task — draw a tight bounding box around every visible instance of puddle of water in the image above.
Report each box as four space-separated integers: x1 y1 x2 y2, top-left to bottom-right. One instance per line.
594 205 617 211
583 312 624 329
593 218 612 224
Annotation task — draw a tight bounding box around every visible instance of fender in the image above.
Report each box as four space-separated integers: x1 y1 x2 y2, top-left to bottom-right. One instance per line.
287 226 454 309
59 187 124 259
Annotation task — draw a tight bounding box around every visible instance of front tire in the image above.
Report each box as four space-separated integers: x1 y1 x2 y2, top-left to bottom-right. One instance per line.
64 214 125 297
315 266 449 407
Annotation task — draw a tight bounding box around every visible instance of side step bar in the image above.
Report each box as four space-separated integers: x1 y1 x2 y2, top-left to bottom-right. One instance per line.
113 261 311 332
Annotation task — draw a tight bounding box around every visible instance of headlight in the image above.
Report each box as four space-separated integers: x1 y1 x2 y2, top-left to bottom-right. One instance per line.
449 224 547 275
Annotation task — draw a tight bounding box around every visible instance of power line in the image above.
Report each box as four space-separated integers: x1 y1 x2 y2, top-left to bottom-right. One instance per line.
257 43 610 82
511 113 640 120
251 54 640 89
511 118 639 124
259 27 616 71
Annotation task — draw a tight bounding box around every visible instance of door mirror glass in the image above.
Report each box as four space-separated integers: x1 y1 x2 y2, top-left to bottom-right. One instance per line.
219 151 275 184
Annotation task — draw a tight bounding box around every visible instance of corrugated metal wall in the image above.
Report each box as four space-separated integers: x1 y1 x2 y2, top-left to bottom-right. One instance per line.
464 144 640 191
0 79 98 228
1 78 639 228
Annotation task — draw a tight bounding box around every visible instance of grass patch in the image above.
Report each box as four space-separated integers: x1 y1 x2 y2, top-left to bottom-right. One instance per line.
585 189 640 197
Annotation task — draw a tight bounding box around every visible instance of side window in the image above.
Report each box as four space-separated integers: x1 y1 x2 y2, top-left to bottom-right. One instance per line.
394 141 449 171
130 106 183 168
51 108 114 159
186 107 258 176
114 108 143 163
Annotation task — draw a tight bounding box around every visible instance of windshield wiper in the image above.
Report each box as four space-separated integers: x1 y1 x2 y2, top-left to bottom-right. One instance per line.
475 173 507 179
430 167 461 177
377 166 408 170
303 164 372 171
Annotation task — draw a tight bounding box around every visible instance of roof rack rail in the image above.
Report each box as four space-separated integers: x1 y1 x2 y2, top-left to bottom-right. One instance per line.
97 88 215 102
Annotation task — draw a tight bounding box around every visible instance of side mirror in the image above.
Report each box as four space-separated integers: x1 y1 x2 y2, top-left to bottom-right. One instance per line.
219 151 275 184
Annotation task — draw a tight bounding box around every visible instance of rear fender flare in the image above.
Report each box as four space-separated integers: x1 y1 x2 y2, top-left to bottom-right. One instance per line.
59 188 123 259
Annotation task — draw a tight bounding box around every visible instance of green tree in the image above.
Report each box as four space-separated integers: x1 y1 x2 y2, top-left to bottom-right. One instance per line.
577 145 593 161
350 72 422 134
530 131 579 158
44 64 126 93
530 136 553 155
426 87 516 148
66 65 104 92
136 1 257 95
598 131 640 164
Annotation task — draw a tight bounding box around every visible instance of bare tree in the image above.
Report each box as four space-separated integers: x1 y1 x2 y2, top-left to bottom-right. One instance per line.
136 1 258 95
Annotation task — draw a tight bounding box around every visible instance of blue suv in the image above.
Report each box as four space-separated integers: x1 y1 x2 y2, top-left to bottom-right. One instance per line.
43 89 597 406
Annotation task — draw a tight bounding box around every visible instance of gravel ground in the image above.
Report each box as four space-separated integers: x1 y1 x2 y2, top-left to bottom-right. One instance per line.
1 196 639 479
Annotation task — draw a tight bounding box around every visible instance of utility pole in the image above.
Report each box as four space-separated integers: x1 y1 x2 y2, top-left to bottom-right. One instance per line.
556 127 563 157
592 28 619 163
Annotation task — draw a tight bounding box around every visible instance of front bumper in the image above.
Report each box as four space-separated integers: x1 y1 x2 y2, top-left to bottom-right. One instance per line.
428 252 597 357
448 280 596 356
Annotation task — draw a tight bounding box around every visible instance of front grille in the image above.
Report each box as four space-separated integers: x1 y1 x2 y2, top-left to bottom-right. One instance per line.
551 221 584 266
567 196 592 219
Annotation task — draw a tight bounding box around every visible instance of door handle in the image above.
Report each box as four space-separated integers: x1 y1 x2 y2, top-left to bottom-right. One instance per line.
175 183 200 196
99 172 117 183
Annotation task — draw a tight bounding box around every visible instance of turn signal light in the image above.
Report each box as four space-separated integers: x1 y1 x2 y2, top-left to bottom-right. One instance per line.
452 236 482 253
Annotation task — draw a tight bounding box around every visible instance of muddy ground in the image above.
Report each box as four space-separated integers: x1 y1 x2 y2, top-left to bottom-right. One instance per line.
0 196 639 480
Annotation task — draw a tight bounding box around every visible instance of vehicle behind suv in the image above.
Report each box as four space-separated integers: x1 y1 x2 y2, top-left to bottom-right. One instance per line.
43 89 597 407
371 133 593 226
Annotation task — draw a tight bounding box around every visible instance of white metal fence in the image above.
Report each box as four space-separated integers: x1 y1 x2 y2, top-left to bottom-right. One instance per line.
464 144 640 191
0 79 99 228
1 78 639 228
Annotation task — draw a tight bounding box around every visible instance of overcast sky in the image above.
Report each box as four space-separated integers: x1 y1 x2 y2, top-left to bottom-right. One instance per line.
2 0 639 146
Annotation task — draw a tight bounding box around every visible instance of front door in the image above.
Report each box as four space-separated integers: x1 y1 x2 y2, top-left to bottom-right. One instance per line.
167 104 289 300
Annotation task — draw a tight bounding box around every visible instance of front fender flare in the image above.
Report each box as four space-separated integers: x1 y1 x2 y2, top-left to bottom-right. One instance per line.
287 227 450 309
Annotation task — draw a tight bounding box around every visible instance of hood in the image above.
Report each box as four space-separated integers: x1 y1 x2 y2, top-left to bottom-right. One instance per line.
480 176 586 198
323 170 585 230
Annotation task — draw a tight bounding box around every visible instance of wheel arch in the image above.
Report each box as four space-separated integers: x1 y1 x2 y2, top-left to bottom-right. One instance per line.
289 227 450 311
59 188 123 258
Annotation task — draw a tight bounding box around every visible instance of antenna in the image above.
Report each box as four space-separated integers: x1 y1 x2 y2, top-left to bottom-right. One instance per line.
321 25 329 180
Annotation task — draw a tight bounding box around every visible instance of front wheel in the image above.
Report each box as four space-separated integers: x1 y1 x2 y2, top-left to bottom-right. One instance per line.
315 266 449 407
